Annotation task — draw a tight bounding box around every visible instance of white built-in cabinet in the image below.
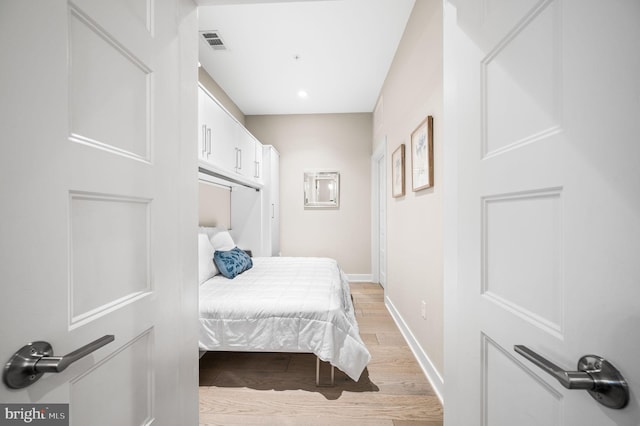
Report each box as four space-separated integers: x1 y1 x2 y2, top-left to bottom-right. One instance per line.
198 86 236 167
237 126 264 183
198 84 279 256
230 145 280 257
198 85 263 186
262 146 280 256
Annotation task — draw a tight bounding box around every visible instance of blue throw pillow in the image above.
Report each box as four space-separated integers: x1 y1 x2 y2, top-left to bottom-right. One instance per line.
213 247 253 279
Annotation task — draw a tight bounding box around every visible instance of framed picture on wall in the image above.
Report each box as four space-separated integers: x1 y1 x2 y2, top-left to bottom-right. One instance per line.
411 115 434 191
391 144 405 198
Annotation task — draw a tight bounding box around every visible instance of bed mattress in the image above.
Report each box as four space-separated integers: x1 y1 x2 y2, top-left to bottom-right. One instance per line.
198 256 371 381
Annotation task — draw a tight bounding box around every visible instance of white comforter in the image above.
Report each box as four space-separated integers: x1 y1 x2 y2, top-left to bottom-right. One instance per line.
198 257 371 381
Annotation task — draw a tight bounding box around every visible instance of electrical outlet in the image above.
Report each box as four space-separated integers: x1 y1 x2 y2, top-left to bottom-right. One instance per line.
421 300 427 320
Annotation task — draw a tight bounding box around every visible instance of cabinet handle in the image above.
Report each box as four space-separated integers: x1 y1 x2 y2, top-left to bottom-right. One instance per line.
238 149 242 170
201 125 207 156
206 128 211 156
255 161 260 178
272 203 275 219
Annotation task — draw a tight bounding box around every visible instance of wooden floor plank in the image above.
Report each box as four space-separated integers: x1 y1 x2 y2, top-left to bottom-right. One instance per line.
199 282 443 425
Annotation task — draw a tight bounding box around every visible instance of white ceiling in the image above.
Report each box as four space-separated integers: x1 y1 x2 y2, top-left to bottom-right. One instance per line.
196 0 415 116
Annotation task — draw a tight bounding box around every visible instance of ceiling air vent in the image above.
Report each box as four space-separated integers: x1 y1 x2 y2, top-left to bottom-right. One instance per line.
200 31 227 51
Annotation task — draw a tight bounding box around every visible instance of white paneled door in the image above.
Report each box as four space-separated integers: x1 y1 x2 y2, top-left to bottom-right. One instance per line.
445 0 640 425
0 1 198 425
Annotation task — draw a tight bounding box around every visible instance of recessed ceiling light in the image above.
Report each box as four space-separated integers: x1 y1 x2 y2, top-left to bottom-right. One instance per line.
298 90 308 98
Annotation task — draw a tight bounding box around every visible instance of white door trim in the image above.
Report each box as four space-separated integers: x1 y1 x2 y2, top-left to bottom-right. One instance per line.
371 137 387 286
442 1 460 420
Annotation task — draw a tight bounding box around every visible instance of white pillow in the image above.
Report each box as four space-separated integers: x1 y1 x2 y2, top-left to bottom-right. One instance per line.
198 226 222 242
211 230 235 251
198 233 218 284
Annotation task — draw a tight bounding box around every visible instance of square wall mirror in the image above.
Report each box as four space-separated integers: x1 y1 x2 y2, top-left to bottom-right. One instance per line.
304 171 340 209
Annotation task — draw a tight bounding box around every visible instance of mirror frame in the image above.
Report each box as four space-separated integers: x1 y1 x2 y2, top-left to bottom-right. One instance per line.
304 171 340 209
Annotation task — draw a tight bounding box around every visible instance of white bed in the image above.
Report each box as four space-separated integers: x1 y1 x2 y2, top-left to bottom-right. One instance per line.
198 256 371 382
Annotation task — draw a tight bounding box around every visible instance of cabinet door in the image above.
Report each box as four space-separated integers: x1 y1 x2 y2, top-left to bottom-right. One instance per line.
270 148 280 256
197 88 211 162
253 139 264 184
236 126 256 179
202 89 237 170
263 146 280 256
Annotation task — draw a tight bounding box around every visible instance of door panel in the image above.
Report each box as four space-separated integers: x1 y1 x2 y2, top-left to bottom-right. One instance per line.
445 0 640 424
71 0 154 62
482 335 563 426
482 189 563 335
482 0 561 157
69 193 151 326
69 6 151 161
70 330 153 426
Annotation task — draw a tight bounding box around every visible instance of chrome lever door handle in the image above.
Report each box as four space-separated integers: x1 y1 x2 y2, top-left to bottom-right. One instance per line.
35 335 114 373
514 345 593 389
514 345 629 409
3 335 115 389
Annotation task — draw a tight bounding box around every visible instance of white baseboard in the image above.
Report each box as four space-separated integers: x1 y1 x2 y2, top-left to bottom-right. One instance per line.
385 295 444 405
347 274 373 282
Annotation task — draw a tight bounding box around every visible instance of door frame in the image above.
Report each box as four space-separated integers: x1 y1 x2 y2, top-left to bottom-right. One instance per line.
442 2 461 424
371 137 387 287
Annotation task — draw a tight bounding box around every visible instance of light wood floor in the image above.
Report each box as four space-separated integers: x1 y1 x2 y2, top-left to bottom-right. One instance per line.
199 282 443 425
